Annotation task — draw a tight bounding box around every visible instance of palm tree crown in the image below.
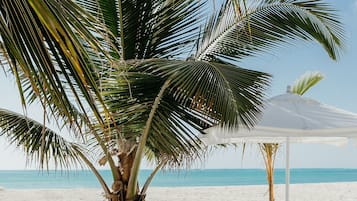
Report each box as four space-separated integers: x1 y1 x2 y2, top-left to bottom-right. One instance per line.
0 0 343 200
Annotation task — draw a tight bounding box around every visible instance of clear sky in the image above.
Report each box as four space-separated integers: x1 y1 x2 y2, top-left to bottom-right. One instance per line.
1 0 357 170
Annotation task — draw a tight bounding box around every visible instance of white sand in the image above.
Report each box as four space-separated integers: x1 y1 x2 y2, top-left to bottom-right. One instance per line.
0 182 357 201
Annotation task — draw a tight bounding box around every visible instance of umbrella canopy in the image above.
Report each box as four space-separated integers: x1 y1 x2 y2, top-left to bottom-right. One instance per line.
202 93 357 201
202 93 357 145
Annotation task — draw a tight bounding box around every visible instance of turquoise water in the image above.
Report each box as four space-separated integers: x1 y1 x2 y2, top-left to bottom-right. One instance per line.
1 169 357 189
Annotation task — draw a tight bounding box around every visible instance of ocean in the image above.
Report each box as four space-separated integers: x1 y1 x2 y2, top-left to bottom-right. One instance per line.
0 169 357 189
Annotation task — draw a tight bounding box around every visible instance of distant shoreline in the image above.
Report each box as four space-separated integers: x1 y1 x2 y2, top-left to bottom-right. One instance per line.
1 168 357 189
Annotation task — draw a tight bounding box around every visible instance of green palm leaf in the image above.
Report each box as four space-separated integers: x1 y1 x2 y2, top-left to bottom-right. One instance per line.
291 71 324 95
96 59 270 165
0 108 81 169
196 0 343 63
0 0 115 130
135 59 271 127
77 0 203 59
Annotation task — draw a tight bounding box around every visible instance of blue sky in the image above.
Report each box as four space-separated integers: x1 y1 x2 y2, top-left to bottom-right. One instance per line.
1 1 357 170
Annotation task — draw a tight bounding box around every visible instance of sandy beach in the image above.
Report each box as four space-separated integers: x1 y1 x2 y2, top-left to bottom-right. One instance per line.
0 182 356 201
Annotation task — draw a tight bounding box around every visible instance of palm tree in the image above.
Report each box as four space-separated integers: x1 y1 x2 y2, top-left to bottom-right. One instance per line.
0 0 343 201
260 71 324 201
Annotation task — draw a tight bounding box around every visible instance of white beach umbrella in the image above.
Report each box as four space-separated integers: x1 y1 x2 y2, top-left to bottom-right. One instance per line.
202 93 357 201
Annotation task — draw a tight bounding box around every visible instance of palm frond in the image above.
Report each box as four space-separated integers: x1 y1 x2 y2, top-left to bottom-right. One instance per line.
84 0 204 59
94 59 269 164
0 108 82 169
195 0 344 63
93 59 269 164
77 0 121 38
0 0 115 131
74 0 122 58
144 0 204 58
291 71 324 95
135 59 271 127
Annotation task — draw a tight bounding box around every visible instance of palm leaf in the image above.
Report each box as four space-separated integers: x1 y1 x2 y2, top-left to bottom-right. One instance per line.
195 0 344 63
96 59 270 165
79 0 204 60
291 71 324 95
0 108 82 169
0 0 115 131
144 0 204 58
135 59 271 127
74 0 122 58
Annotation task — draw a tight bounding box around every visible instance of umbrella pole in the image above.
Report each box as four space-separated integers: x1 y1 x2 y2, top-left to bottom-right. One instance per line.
285 137 290 201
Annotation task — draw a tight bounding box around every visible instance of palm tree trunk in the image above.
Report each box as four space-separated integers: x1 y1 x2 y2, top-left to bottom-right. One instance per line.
106 193 145 201
107 194 119 201
107 193 144 201
267 164 275 201
260 143 278 201
106 190 145 201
